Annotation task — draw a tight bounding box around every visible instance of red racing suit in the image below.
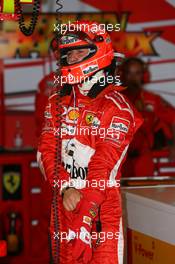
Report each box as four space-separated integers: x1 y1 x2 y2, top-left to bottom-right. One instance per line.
140 90 175 143
127 89 175 150
37 84 142 263
122 89 175 177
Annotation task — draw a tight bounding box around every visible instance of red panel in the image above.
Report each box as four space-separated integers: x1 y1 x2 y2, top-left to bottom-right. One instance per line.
81 0 175 22
144 25 175 45
0 152 50 264
5 112 37 149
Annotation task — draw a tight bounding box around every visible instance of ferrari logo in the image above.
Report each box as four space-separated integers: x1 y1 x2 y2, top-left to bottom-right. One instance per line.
85 113 94 125
3 172 20 194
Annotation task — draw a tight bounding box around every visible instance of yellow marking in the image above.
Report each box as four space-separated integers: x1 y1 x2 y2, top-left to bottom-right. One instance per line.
3 0 33 14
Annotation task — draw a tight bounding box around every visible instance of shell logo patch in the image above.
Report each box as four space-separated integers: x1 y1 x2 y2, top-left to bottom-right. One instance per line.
68 109 80 121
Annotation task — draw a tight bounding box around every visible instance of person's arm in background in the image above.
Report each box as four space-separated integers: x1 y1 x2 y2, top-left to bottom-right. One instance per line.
155 95 175 160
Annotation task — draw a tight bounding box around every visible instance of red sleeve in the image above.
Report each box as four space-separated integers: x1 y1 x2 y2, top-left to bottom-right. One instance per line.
37 94 69 187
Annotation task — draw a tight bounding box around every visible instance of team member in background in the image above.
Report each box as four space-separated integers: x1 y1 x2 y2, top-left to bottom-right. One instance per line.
121 57 175 177
37 21 142 263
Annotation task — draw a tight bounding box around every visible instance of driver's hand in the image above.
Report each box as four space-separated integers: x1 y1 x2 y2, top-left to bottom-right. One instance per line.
63 188 82 211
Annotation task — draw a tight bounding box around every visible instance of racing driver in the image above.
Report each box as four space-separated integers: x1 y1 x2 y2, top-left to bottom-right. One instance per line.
37 21 143 264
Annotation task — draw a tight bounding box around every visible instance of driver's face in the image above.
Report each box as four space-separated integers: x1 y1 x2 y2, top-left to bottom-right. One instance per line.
67 48 89 65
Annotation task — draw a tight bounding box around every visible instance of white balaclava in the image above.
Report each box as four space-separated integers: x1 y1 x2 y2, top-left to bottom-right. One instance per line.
77 70 105 96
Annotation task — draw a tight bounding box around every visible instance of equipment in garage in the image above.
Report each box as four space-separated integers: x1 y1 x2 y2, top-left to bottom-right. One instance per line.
0 0 40 36
0 150 51 264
